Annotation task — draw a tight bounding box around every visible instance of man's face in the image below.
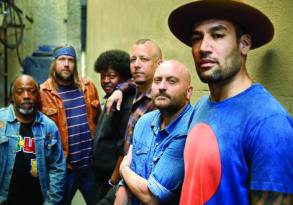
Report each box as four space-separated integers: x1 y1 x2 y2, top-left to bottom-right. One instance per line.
12 76 39 116
55 55 75 83
152 61 192 113
130 42 159 86
191 19 242 84
100 68 123 96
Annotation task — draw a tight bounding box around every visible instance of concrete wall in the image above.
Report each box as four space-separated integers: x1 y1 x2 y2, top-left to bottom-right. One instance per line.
0 0 81 106
86 0 293 114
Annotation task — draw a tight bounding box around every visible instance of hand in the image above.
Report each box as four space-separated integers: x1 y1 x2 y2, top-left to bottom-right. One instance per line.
106 90 123 113
119 145 132 176
114 186 130 205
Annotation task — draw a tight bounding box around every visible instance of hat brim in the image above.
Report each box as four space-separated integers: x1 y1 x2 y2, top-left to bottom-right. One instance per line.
168 0 274 49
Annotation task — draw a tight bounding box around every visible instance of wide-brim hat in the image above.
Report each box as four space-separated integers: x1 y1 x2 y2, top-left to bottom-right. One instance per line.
168 0 274 49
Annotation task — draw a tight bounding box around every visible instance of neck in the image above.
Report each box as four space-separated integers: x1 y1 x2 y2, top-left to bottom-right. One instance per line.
160 102 187 130
209 67 253 102
137 81 152 93
15 111 35 124
56 79 73 87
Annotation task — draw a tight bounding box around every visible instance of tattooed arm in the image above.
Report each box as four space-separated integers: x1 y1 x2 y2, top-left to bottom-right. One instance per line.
251 191 292 205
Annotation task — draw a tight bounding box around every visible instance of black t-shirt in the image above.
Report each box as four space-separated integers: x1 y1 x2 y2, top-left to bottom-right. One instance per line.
7 122 43 205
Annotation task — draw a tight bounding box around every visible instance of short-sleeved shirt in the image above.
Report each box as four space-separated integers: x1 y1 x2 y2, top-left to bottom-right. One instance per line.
180 84 293 205
131 103 194 205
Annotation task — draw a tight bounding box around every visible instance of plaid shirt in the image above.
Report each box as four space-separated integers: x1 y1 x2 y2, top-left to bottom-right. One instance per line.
117 80 155 146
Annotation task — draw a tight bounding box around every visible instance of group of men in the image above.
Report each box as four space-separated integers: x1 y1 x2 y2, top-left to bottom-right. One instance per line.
0 0 293 205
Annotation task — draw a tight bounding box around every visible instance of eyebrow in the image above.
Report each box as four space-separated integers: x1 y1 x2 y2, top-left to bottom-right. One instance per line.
210 25 228 32
193 24 228 33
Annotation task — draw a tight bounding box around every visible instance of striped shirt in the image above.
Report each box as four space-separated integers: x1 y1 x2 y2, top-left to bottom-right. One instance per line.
58 86 92 170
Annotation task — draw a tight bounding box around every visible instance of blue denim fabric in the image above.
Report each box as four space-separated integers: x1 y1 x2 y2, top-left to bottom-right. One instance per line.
0 105 66 205
130 103 194 205
61 168 98 205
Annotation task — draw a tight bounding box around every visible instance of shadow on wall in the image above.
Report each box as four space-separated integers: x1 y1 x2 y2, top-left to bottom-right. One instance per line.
22 45 55 85
256 49 279 89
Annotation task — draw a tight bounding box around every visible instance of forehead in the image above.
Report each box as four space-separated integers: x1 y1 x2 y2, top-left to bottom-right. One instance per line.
131 42 155 57
193 19 236 32
56 55 75 60
155 62 178 77
100 68 120 75
14 77 37 89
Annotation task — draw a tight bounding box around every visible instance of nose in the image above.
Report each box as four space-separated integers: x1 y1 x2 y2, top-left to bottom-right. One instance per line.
63 59 70 66
158 80 167 90
104 76 110 83
133 58 141 68
198 35 212 56
23 90 30 99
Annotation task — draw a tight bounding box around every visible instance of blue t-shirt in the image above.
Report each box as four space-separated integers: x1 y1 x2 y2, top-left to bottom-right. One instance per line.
131 103 194 205
180 83 293 205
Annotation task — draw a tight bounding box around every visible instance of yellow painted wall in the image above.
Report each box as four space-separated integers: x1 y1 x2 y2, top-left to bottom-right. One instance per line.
86 0 293 114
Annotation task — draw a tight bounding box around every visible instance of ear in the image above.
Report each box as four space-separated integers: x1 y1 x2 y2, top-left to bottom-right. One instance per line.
157 59 163 65
186 85 193 101
239 34 252 55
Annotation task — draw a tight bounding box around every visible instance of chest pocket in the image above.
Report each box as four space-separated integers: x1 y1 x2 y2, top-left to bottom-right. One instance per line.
133 142 150 174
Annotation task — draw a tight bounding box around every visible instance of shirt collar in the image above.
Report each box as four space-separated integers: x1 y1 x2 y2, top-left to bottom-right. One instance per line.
7 104 42 124
150 103 192 134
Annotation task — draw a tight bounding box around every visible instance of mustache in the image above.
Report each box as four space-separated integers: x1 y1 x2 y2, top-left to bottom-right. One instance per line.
155 92 171 99
102 83 114 87
20 100 33 105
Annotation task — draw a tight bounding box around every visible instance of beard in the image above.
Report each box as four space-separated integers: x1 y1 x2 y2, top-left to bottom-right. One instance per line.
153 92 185 115
55 69 74 83
196 49 241 84
16 100 36 115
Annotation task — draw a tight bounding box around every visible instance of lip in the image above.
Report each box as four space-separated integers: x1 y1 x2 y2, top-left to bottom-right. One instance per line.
21 103 33 108
134 72 144 76
155 95 170 100
198 59 217 68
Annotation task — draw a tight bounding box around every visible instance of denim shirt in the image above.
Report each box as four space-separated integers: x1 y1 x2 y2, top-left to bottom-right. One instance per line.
131 103 194 205
0 105 66 205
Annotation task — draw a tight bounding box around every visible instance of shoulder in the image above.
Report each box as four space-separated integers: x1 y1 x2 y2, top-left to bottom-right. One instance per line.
0 106 10 120
134 110 160 129
38 111 58 130
244 84 289 119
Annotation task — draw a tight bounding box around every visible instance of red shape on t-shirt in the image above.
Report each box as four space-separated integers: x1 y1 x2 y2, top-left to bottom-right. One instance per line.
180 123 221 205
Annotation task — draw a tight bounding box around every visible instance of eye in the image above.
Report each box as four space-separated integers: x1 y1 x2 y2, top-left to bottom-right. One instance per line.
212 33 224 39
15 89 24 94
191 33 202 44
167 77 178 84
140 57 149 62
109 74 117 79
130 57 136 63
153 78 161 84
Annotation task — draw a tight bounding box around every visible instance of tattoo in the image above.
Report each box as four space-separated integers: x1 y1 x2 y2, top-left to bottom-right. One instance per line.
251 191 292 205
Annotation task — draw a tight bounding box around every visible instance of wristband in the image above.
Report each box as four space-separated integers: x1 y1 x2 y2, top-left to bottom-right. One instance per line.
108 179 116 187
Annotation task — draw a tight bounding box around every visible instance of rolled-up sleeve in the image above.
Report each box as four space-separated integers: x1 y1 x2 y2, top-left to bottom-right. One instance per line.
147 136 186 202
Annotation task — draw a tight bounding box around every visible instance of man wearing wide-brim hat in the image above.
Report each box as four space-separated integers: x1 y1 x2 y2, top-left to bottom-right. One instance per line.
168 0 293 204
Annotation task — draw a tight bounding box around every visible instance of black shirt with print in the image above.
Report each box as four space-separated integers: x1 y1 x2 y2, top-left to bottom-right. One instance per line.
7 122 43 205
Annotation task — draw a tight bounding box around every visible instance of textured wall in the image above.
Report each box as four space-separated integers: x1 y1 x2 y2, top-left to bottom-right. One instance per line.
86 0 293 114
0 0 81 106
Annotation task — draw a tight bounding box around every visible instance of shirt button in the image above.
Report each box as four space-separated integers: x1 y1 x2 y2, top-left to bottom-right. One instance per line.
153 157 157 161
155 143 159 146
136 150 140 154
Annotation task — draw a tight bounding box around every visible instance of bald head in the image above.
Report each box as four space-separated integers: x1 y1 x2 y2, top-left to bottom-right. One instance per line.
134 39 162 60
130 39 163 92
156 60 191 85
152 59 192 115
11 75 38 95
11 75 39 122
